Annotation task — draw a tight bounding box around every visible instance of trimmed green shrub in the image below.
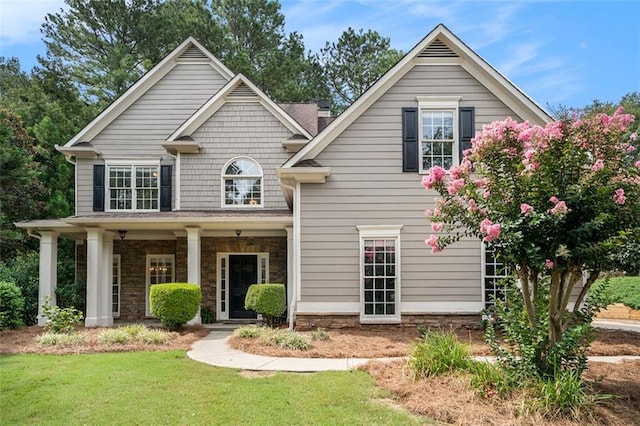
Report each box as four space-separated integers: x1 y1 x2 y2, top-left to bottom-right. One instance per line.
408 330 470 378
0 281 25 330
41 297 83 333
244 283 286 327
592 276 640 310
200 305 215 324
0 252 39 325
150 283 201 331
35 332 87 347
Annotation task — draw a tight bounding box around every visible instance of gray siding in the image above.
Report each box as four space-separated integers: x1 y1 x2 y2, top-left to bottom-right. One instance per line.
76 62 227 215
299 64 544 308
89 62 228 156
181 102 293 210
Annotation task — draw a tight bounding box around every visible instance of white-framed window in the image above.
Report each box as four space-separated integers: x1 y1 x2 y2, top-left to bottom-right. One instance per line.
146 255 175 316
482 245 512 308
357 225 403 323
221 157 263 207
418 96 460 172
112 255 121 317
216 252 269 321
107 162 159 211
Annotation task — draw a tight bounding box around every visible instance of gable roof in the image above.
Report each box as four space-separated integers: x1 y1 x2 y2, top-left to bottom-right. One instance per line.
166 74 313 141
63 37 235 147
283 24 552 167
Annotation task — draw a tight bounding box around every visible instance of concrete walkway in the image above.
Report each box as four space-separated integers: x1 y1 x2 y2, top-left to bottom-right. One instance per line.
187 324 640 372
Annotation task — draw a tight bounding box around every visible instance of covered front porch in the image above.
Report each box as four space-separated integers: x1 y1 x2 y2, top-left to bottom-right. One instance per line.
16 211 293 327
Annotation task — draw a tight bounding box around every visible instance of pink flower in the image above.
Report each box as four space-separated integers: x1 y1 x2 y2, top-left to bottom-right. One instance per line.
431 222 444 232
421 166 447 189
545 260 554 269
520 203 534 216
614 188 626 205
480 218 501 242
425 235 443 253
627 145 636 153
447 178 465 195
635 160 640 168
449 165 463 179
549 196 559 204
424 209 432 218
631 132 638 141
468 199 479 212
549 200 569 218
591 159 604 172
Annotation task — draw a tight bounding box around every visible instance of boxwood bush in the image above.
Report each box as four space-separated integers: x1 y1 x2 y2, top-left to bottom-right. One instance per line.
244 283 286 327
0 281 24 330
150 283 201 331
592 276 640 310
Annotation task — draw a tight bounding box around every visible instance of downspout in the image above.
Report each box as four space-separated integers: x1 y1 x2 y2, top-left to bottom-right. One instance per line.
27 229 41 241
279 179 297 330
62 154 77 216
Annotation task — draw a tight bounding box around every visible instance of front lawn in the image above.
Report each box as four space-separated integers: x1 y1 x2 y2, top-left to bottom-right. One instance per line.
0 351 424 425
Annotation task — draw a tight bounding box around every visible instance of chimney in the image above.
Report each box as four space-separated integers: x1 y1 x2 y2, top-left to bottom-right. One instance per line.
317 99 331 118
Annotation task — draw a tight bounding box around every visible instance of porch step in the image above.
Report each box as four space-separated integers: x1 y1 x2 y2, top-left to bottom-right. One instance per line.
203 321 261 331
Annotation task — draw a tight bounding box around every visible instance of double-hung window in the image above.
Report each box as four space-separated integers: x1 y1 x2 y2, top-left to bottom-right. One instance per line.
107 163 159 211
417 96 460 172
483 245 512 308
357 225 402 323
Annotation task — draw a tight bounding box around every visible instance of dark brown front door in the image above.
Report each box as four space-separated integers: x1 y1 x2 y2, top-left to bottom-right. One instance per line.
229 255 258 319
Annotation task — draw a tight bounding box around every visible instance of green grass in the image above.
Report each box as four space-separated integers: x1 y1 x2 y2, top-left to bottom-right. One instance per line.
592 276 640 309
0 351 425 425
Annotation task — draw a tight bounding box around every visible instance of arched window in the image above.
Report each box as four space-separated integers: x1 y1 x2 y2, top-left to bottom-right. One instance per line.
222 157 263 207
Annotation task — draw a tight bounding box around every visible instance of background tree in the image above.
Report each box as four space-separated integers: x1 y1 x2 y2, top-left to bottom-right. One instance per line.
0 108 48 259
317 27 403 114
423 109 639 379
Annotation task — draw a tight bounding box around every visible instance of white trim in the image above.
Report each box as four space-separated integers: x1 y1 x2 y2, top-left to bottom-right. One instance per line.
295 301 484 314
112 254 121 317
282 24 551 167
175 152 181 209
221 156 264 208
166 74 312 141
401 301 484 313
216 253 269 320
358 226 402 323
417 97 460 173
296 302 360 313
145 254 175 317
416 95 461 109
104 159 160 166
65 37 233 147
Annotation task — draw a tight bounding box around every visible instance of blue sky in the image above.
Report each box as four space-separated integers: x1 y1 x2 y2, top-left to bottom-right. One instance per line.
1 0 638 109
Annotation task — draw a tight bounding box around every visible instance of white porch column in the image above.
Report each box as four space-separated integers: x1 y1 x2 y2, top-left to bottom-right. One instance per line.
99 232 114 326
285 226 294 316
186 227 201 325
85 228 104 327
37 231 58 326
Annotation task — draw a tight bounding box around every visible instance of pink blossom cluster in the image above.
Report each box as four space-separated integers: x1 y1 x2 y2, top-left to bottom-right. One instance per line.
425 235 442 253
520 203 534 216
421 166 447 189
591 159 604 172
545 260 554 269
548 196 569 218
479 218 501 242
447 178 465 195
431 222 444 232
614 188 626 205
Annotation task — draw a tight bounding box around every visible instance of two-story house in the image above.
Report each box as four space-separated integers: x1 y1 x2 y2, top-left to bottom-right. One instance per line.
18 24 551 328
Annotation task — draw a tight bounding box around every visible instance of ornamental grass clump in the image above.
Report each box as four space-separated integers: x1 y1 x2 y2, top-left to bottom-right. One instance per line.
311 328 330 342
98 328 132 345
269 330 309 350
408 330 471 378
36 331 87 347
234 325 267 339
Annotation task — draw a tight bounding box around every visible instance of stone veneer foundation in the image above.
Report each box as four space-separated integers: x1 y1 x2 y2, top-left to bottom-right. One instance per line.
77 236 287 321
294 314 482 331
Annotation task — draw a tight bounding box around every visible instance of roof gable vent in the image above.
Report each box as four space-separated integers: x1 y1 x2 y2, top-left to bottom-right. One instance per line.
418 38 458 58
228 82 255 98
180 44 207 59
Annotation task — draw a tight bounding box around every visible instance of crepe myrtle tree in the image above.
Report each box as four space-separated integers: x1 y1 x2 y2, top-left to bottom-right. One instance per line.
423 108 640 348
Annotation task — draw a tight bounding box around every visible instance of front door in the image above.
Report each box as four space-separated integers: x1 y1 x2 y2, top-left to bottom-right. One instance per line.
229 255 258 319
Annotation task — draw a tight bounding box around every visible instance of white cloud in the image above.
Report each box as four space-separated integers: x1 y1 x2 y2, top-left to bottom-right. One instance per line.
498 42 541 75
0 0 66 47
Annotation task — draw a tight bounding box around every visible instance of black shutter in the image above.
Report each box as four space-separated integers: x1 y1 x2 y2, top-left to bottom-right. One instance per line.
93 164 105 212
402 107 419 172
459 107 475 160
159 165 172 212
